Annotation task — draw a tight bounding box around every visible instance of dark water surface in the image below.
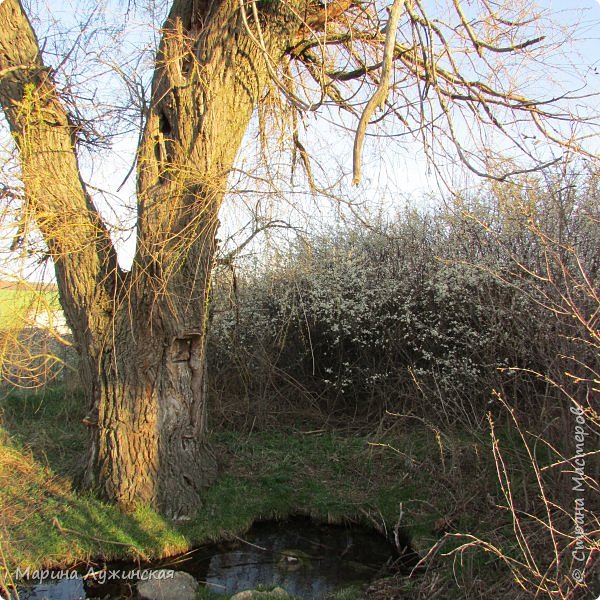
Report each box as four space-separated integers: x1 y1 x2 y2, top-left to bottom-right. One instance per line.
14 517 402 599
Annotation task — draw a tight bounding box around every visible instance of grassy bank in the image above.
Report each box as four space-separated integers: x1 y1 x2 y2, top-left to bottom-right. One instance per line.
6 387 590 599
0 386 511 597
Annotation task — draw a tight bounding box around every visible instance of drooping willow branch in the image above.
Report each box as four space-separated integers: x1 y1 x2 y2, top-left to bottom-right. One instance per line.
352 0 406 185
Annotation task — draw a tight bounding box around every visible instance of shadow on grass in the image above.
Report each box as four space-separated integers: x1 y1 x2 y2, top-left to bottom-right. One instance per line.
0 387 188 576
0 387 459 589
0 386 87 477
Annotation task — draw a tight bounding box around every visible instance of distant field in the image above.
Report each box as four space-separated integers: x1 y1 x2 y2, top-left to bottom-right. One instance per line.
0 284 62 331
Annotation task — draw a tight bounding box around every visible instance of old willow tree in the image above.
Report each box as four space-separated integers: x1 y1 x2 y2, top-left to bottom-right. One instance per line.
0 0 595 516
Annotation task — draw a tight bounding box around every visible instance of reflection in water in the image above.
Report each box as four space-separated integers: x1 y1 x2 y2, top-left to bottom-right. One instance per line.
14 517 401 599
204 518 396 598
13 578 85 599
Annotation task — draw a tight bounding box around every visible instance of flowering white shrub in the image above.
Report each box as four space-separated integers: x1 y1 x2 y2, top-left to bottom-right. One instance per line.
209 166 597 426
208 202 568 427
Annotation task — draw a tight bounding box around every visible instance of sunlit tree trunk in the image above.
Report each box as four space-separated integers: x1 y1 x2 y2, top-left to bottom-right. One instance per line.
0 0 302 516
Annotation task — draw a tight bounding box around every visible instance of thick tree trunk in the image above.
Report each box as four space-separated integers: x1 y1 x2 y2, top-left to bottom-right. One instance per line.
82 313 216 517
0 0 119 421
0 0 306 517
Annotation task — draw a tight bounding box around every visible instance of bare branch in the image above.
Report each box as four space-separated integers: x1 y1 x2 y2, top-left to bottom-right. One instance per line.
353 0 406 185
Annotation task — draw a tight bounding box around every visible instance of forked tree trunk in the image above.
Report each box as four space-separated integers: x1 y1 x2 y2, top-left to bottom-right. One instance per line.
0 0 305 516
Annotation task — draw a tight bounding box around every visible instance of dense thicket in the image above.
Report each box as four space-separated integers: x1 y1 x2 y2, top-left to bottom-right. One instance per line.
207 168 599 429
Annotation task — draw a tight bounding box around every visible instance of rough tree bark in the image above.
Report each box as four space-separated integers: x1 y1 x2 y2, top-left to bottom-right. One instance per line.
0 0 307 516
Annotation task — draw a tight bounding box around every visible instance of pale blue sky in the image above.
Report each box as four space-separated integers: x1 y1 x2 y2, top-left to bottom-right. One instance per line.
2 0 599 276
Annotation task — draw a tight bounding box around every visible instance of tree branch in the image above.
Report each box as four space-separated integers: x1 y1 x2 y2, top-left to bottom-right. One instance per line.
0 0 121 339
353 0 406 185
305 0 356 31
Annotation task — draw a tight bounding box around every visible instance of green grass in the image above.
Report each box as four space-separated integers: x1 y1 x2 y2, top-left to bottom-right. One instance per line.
0 387 86 475
198 589 229 600
0 442 189 570
168 428 438 546
0 388 187 577
0 387 513 597
0 389 442 571
327 586 365 600
0 287 61 330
